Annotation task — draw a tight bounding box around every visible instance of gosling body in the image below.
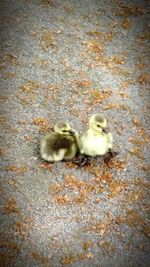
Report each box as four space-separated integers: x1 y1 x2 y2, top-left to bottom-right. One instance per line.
79 114 113 157
40 121 78 162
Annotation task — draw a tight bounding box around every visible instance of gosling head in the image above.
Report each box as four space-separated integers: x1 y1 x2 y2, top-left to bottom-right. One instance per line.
54 121 74 135
89 113 107 132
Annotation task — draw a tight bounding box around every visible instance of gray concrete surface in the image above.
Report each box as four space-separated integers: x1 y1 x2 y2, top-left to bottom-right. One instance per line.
0 0 150 266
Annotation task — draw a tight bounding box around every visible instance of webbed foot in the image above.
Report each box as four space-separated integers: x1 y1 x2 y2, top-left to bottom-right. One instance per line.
73 155 91 167
108 149 118 158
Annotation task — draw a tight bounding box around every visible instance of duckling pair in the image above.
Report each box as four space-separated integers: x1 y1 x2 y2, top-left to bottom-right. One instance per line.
40 114 115 163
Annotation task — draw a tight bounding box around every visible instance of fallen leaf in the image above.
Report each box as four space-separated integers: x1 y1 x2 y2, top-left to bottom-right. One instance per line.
31 251 49 264
103 103 131 113
3 199 20 215
119 91 131 98
20 81 39 93
120 18 132 29
62 254 75 265
75 80 92 88
53 195 71 205
40 30 57 49
4 53 20 65
49 183 63 194
3 165 28 175
109 180 126 198
129 147 144 159
132 118 142 127
82 240 93 250
64 174 85 189
138 74 149 85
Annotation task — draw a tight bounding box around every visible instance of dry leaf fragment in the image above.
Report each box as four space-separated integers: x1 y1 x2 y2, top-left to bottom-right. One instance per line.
75 80 92 88
64 174 85 189
32 117 48 126
115 215 125 225
137 32 150 43
103 103 131 113
49 183 63 194
3 165 28 174
129 137 145 146
115 2 147 17
83 240 93 250
87 89 112 104
132 118 142 127
115 210 150 234
110 66 131 76
109 180 126 198
31 251 49 264
83 40 103 54
140 164 150 172
32 118 52 133
77 252 94 261
20 81 39 93
136 59 147 69
35 59 49 67
138 74 149 85
106 159 126 170
101 172 113 182
119 92 131 98
62 254 75 265
134 177 150 189
64 161 77 168
3 199 20 214
64 3 74 13
4 53 19 65
62 251 94 265
0 94 8 102
87 29 114 39
40 0 56 6
120 18 132 29
14 217 33 239
23 135 35 142
0 240 20 264
129 191 143 201
87 31 102 37
142 224 150 238
99 240 115 255
89 221 110 235
53 195 71 205
40 30 57 49
125 210 144 227
120 79 135 89
73 192 88 204
2 71 16 79
40 162 54 172
109 56 125 65
129 147 144 159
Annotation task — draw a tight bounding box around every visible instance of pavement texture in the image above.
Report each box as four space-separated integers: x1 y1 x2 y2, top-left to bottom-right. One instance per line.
0 0 150 266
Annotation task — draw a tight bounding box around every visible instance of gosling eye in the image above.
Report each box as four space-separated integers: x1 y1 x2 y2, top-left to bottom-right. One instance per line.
97 125 101 128
63 130 68 133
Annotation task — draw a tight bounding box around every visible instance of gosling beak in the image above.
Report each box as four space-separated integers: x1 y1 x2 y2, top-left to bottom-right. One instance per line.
69 130 76 135
102 127 108 134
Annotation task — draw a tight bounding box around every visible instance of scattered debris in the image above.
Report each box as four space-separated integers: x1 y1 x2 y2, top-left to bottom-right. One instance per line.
40 30 57 49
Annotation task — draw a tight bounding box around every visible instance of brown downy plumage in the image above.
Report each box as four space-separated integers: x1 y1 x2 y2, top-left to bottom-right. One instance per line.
40 121 79 162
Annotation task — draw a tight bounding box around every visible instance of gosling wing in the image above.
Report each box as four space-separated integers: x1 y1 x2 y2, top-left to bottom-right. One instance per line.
52 135 73 150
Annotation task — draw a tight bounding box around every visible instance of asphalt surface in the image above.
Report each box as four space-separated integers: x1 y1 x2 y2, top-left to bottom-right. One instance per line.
0 0 150 266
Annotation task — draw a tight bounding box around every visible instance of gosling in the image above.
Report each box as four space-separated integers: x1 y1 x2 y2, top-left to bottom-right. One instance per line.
79 113 113 157
40 121 78 162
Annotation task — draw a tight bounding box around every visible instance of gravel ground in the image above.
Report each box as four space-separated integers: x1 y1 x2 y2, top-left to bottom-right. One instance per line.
0 0 150 266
